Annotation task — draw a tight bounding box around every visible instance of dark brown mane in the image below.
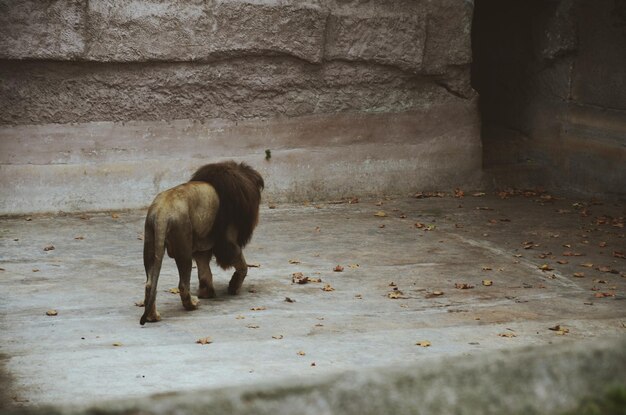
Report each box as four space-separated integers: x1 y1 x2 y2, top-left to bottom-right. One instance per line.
190 161 264 266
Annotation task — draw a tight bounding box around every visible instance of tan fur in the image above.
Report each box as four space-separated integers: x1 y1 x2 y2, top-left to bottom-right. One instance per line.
140 182 251 325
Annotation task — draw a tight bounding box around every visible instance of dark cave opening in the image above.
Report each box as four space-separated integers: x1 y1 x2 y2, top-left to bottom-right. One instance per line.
471 0 558 170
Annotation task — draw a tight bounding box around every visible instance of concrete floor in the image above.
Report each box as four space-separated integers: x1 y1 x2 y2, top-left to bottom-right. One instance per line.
0 191 625 409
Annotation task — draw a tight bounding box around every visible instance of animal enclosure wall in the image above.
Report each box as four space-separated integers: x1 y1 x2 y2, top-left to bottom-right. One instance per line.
0 0 481 214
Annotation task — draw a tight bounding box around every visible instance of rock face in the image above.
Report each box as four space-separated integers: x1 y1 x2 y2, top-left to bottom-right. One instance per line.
0 0 474 125
0 0 480 214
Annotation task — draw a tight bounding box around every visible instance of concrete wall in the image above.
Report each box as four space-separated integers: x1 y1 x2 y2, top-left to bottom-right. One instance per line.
473 0 626 198
0 0 481 215
6 338 626 415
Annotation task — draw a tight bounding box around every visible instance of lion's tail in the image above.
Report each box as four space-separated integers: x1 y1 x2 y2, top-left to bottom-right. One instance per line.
140 213 167 325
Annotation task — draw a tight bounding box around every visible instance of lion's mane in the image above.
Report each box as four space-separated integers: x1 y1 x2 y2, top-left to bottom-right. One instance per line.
190 161 264 268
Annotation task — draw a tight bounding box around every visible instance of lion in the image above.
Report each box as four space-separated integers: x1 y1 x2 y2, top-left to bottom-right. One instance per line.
140 161 264 325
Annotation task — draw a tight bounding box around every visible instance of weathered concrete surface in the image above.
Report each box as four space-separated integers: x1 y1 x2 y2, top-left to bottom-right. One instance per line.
0 103 482 214
0 0 479 215
0 59 468 125
5 340 626 415
1 192 624 410
0 0 471 70
0 0 473 125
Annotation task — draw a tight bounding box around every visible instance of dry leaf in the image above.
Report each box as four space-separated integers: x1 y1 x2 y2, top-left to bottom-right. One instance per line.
348 264 360 269
482 280 493 286
322 284 335 292
297 351 306 356
196 337 212 345
354 294 363 299
111 213 120 219
288 259 301 264
235 315 245 320
333 265 344 272
426 291 444 298
563 251 584 257
597 266 618 274
594 292 615 298
573 272 585 278
498 332 517 338
614 251 625 259
454 283 474 289
308 277 322 283
374 211 387 217
378 224 385 229
247 263 261 268
454 188 465 198
250 306 266 311
292 272 309 284
414 191 445 199
523 241 536 249
472 192 486 197
580 263 594 268
557 260 568 264
416 340 431 347
74 236 84 240
112 342 123 347
45 309 58 316
544 323 568 336
168 287 180 294
43 245 55 252
539 264 553 271
285 297 296 303
272 335 284 340
246 324 260 329
134 300 145 307
387 291 407 299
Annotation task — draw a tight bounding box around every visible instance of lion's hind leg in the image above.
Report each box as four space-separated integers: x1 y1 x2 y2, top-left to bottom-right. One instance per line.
174 254 199 311
227 245 248 296
194 250 216 299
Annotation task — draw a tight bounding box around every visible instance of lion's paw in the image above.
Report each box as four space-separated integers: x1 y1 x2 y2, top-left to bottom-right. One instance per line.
198 287 216 299
146 310 161 323
184 296 199 311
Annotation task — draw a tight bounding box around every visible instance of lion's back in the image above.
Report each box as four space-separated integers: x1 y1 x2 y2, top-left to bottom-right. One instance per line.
147 182 219 237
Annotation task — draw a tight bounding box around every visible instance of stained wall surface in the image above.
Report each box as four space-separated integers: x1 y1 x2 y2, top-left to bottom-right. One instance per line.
0 0 481 214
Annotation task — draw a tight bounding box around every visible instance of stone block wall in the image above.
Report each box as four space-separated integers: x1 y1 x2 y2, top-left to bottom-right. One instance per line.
0 0 481 214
